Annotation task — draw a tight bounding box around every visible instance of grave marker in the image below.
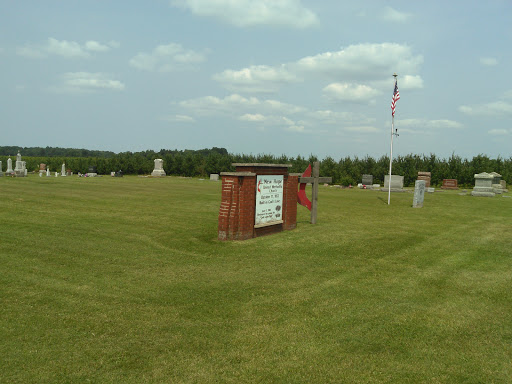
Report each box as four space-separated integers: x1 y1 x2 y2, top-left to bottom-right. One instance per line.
441 179 458 190
413 180 426 208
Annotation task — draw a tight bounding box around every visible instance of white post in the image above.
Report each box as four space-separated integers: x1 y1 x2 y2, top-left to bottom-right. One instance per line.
388 116 394 205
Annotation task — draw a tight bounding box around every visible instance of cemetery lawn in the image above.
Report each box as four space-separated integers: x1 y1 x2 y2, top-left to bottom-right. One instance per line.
1 176 512 383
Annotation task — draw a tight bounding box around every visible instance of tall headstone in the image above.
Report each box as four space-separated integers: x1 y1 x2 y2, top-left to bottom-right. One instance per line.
413 180 426 208
46 168 51 177
14 152 25 177
381 175 404 192
500 180 508 192
0 161 3 177
361 174 373 186
151 159 166 177
61 163 66 177
417 171 431 188
471 172 495 197
6 157 13 174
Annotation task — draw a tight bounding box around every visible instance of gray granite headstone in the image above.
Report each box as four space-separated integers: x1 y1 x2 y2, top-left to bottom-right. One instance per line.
381 175 404 192
362 174 373 186
210 174 219 181
471 172 495 197
413 180 426 208
0 161 3 177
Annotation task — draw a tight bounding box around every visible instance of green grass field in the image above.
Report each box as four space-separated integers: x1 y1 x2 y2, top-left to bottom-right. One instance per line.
1 175 511 383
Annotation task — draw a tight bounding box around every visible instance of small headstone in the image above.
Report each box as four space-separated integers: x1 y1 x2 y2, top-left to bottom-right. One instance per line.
210 174 219 181
381 175 404 192
115 170 123 177
500 180 508 192
441 179 458 190
471 172 495 197
39 172 42 177
412 180 426 208
417 171 431 188
111 172 116 177
372 183 380 188
151 159 166 177
427 187 435 193
55 172 58 177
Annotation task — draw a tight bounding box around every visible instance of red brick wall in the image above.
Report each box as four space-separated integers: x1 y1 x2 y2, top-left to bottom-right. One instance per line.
218 166 297 241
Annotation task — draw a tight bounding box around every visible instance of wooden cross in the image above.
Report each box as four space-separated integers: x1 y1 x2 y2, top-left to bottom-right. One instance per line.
299 161 332 224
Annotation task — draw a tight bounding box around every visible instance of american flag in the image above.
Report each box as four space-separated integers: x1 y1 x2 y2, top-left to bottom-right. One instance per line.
391 79 400 117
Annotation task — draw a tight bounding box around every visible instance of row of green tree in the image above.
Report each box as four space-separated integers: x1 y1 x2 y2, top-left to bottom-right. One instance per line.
1 151 510 187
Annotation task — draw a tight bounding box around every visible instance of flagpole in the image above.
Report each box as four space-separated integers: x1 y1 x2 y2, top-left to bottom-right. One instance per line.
388 114 394 205
388 73 398 205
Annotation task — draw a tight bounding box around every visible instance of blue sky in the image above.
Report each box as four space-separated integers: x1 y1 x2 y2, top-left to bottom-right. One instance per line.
1 1 511 159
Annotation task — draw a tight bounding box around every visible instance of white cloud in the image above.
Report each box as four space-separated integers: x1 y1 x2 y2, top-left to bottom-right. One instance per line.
400 75 423 90
171 0 318 29
17 38 116 59
323 83 381 102
295 43 423 82
213 65 299 93
381 7 412 23
130 42 206 72
480 57 498 66
85 41 110 52
53 72 125 93
239 113 266 122
488 129 509 135
213 43 423 94
400 118 463 130
459 101 512 117
175 93 377 135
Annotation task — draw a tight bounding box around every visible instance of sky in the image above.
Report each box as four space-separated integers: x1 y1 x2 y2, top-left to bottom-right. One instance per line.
1 1 511 160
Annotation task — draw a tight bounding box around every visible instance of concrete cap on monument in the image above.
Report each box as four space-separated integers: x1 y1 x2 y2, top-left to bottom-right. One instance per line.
471 172 495 197
413 180 426 208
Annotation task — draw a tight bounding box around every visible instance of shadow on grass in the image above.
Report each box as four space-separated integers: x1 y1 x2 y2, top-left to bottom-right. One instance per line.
377 196 389 204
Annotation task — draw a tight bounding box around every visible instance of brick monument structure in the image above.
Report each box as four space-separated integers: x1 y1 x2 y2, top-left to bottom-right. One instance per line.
218 163 298 240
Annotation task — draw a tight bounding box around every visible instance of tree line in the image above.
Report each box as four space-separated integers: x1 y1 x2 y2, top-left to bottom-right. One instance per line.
1 149 510 187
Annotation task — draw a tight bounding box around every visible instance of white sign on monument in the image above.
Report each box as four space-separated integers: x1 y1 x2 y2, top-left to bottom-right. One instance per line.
255 175 284 226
